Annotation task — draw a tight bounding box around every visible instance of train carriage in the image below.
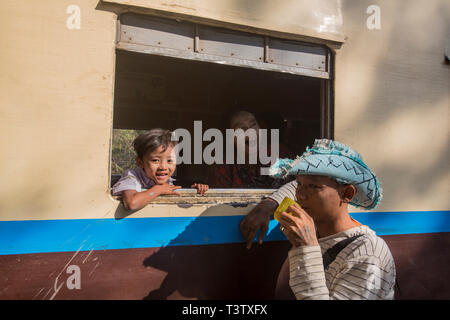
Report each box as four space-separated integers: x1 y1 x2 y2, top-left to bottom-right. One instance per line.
0 0 449 299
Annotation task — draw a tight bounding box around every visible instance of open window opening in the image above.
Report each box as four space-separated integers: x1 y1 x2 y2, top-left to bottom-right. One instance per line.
110 13 333 201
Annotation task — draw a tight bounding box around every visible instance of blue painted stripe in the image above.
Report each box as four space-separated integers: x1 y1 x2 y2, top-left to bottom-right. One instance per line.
350 211 450 236
0 211 449 255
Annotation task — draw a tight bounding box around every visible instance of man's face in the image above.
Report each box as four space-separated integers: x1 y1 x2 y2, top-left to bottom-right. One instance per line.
295 175 343 222
137 145 176 185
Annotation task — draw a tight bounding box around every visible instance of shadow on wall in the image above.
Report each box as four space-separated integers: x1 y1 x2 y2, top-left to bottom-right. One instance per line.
114 205 291 300
339 0 450 211
339 1 450 300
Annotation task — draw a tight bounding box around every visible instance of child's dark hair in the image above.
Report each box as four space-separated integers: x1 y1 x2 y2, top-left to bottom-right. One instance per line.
133 128 175 159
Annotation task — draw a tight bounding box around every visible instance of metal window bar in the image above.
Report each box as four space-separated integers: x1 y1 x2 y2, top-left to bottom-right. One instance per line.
116 13 331 79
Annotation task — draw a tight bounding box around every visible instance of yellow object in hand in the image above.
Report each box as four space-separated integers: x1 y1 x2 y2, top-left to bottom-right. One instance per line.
274 197 300 221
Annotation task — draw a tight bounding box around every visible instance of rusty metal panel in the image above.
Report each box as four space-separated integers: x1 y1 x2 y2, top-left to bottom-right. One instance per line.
197 26 264 62
117 13 330 79
103 0 346 43
116 41 330 79
119 13 195 51
268 39 327 71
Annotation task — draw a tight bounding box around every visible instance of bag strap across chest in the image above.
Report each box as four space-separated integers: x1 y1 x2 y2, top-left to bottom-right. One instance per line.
322 235 363 270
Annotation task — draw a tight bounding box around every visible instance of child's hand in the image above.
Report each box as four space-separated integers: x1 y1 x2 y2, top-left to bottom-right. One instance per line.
152 184 182 196
191 183 209 195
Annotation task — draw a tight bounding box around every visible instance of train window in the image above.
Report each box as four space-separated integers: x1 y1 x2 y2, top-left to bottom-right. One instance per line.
110 13 333 203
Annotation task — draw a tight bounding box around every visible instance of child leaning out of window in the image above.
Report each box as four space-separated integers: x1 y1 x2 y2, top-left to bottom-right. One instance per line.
112 128 209 210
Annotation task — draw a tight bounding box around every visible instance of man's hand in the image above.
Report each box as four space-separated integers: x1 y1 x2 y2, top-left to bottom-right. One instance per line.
239 198 278 249
279 205 319 247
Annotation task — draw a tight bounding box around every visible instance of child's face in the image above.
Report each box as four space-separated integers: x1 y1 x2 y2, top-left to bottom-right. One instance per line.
137 144 176 185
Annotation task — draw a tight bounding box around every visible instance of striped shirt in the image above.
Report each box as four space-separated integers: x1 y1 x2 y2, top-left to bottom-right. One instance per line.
268 181 396 300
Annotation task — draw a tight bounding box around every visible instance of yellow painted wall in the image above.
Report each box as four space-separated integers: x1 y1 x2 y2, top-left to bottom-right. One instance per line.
0 0 117 220
0 0 448 221
334 0 449 212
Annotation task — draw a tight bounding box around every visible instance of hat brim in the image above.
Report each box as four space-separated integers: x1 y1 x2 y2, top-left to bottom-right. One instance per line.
270 154 382 210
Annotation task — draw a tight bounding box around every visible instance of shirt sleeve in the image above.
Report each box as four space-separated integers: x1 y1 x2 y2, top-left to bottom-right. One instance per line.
267 180 297 204
288 237 396 300
288 245 330 300
111 170 143 196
